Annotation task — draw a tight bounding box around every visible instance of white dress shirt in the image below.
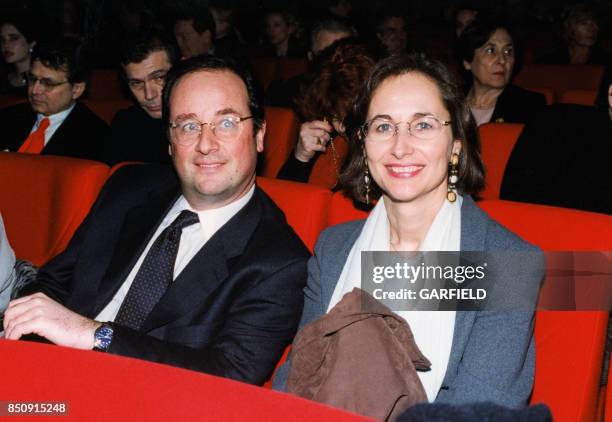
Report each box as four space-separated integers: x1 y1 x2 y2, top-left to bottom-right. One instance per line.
29 103 76 146
95 185 255 322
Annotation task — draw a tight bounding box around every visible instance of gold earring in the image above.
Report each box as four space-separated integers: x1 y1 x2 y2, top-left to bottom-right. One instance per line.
447 153 459 203
362 145 371 205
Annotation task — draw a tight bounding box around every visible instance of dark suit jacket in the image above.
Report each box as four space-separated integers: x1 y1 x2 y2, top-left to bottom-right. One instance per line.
0 101 109 161
21 164 309 385
501 104 611 214
490 84 546 125
104 105 170 166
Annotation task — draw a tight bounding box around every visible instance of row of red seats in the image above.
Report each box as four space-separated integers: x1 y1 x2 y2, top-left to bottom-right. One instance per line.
4 60 603 107
0 151 610 421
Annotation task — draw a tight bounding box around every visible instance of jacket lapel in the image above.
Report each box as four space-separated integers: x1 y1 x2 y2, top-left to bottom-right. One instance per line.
441 196 487 390
140 187 264 332
92 184 180 314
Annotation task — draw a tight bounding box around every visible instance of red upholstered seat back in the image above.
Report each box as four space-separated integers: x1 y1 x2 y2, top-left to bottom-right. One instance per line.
0 95 26 111
0 340 370 421
257 177 331 252
328 191 369 227
513 64 604 101
308 136 349 189
88 69 125 101
560 89 597 106
260 107 299 178
478 123 524 199
478 200 612 422
0 152 109 266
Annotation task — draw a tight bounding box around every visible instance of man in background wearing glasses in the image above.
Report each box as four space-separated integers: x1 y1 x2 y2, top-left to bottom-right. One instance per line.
0 37 108 159
4 55 309 386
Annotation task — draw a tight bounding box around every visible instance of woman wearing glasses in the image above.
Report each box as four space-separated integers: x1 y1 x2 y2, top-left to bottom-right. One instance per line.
0 15 37 96
275 53 543 411
458 19 545 126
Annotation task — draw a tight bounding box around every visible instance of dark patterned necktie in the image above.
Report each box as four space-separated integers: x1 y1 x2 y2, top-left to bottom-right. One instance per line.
114 210 200 330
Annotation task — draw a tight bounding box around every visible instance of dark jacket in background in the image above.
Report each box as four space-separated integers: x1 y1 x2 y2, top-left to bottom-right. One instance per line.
104 105 170 166
501 104 611 214
490 84 547 125
0 101 109 162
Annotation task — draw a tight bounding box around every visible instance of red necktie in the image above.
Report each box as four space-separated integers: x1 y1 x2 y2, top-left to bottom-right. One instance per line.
18 117 50 154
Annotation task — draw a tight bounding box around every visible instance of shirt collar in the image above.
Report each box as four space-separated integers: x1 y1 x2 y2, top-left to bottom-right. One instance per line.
36 102 76 126
164 184 256 239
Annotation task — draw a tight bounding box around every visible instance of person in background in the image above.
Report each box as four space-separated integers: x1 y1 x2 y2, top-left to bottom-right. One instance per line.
0 15 37 96
500 65 611 214
173 4 216 59
454 6 478 38
375 9 409 57
277 40 376 188
209 0 246 59
458 18 546 125
265 18 356 108
274 53 543 410
0 37 108 160
537 3 609 65
262 8 306 58
104 31 177 165
309 18 357 60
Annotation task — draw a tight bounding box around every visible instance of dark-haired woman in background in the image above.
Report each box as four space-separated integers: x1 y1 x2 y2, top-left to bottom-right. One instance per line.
274 53 543 408
0 16 37 96
458 19 545 126
277 40 376 188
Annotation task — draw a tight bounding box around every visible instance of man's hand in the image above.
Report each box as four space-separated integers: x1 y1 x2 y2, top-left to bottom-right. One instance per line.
3 293 101 350
294 120 334 162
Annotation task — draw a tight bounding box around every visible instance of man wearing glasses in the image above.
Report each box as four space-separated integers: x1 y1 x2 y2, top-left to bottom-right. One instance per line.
0 37 108 159
104 32 176 165
4 55 309 386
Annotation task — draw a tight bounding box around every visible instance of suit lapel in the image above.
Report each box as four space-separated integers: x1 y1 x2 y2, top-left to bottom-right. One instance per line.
92 183 180 313
41 103 79 156
441 196 487 390
140 187 264 332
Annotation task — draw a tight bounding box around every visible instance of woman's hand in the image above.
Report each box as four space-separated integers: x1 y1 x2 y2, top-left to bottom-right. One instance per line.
294 120 334 162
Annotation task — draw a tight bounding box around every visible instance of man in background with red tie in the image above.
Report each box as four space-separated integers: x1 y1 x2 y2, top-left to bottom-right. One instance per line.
3 55 309 386
0 37 108 159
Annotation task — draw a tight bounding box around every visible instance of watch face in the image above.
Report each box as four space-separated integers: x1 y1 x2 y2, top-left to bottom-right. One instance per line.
95 325 114 351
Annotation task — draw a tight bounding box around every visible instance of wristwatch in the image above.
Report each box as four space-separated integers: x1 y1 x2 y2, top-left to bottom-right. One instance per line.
93 323 114 352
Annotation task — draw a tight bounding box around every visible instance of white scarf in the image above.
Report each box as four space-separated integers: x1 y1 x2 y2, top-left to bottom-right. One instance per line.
327 195 463 402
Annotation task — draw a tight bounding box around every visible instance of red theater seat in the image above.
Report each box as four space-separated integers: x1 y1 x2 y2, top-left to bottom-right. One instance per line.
88 69 126 101
477 200 612 422
478 123 524 199
260 107 299 178
560 89 597 106
308 135 349 189
0 152 110 266
513 64 604 102
0 340 371 421
257 177 331 252
0 94 26 110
